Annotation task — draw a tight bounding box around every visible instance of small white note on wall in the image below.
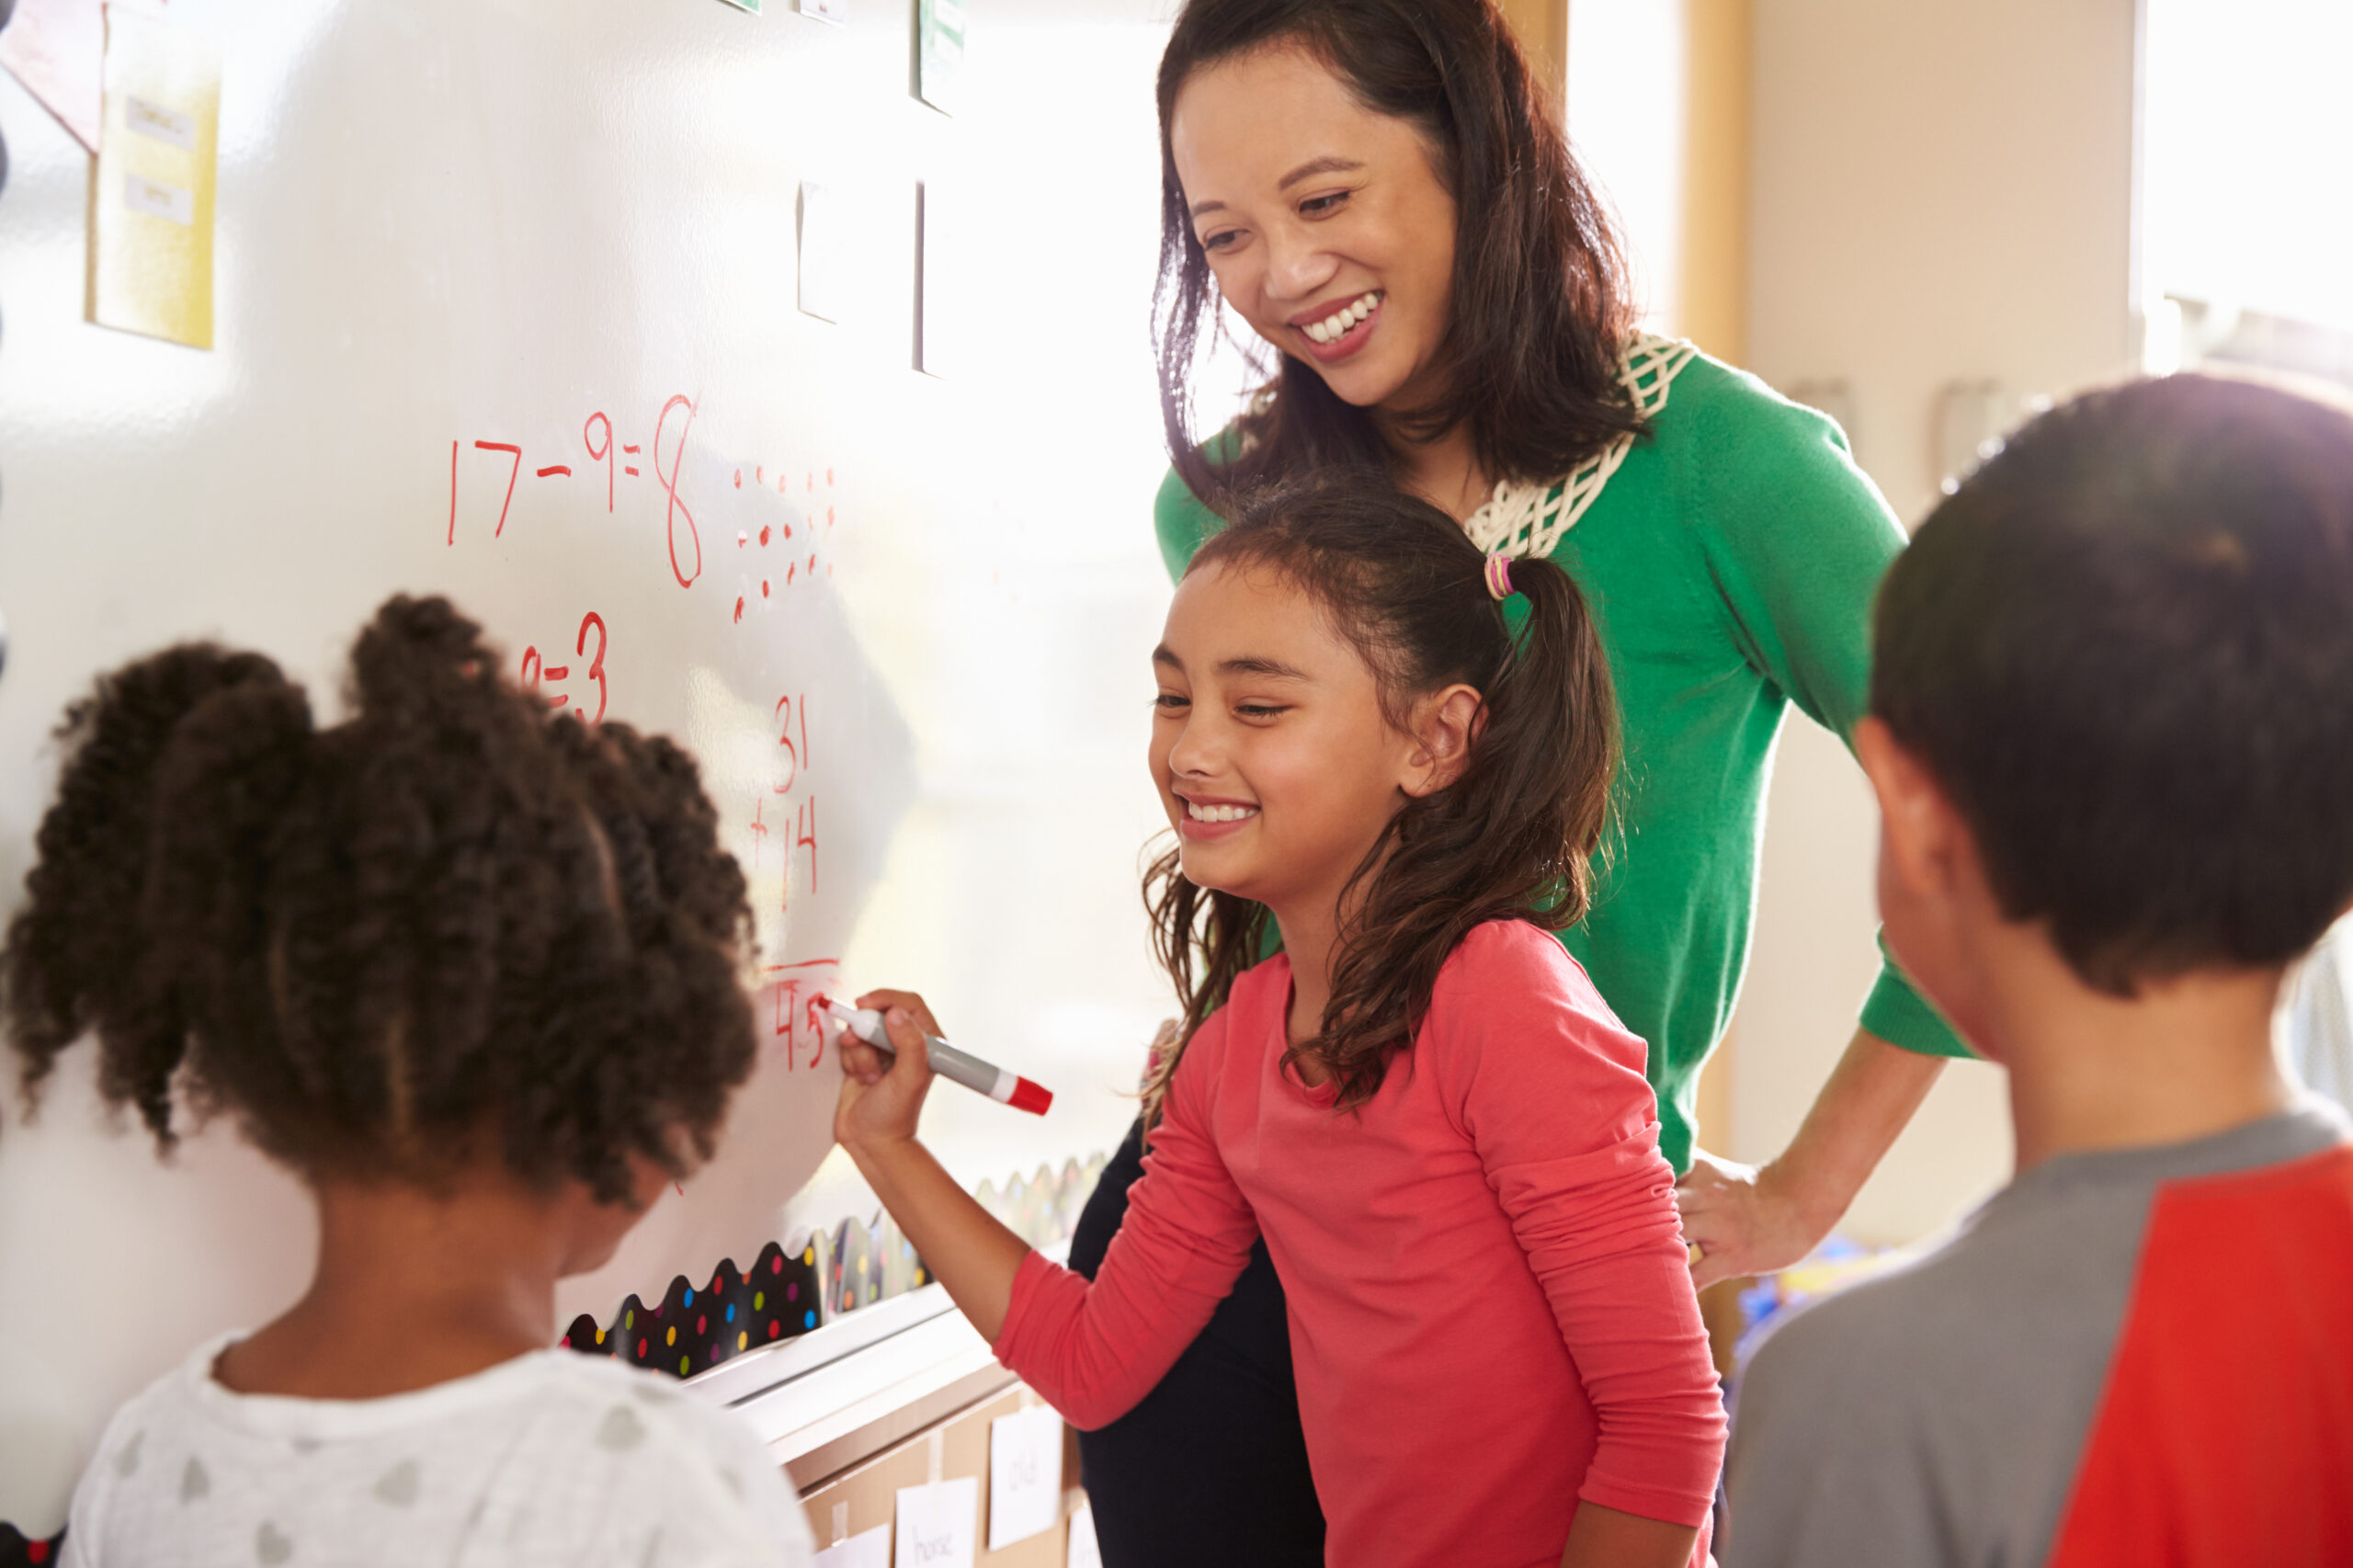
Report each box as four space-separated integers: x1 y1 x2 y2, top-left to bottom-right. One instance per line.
894 1477 978 1568
815 1524 892 1568
987 1403 1065 1550
801 0 847 20
916 182 970 379
1067 1500 1103 1568
799 180 846 324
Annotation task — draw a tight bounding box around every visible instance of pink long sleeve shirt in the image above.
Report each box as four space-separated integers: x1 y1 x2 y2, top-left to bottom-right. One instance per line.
995 920 1726 1568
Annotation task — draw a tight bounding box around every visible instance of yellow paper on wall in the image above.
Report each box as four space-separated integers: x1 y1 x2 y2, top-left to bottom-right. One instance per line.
89 6 219 349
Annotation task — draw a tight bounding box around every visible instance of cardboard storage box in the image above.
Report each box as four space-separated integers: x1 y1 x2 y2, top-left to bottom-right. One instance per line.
799 1382 1087 1566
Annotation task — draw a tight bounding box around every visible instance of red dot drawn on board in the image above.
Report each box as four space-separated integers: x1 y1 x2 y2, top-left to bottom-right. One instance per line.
733 597 745 623
733 470 742 489
761 580 770 597
760 526 771 546
653 395 702 588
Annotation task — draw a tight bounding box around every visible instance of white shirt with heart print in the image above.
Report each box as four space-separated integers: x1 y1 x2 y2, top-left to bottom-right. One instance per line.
57 1333 815 1568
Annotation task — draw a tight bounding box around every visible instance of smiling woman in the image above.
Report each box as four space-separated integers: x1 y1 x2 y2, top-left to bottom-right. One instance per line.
1154 3 1638 520
1067 3 1980 1565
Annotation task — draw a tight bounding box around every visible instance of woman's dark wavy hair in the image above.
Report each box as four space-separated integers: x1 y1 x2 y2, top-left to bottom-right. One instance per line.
1142 475 1617 1123
2 595 756 1205
1154 0 1643 510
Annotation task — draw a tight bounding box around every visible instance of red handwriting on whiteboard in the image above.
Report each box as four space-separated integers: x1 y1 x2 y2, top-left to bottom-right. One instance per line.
760 957 840 1071
774 693 808 794
583 412 617 511
654 394 701 588
758 694 819 917
441 402 835 609
782 797 818 916
519 610 609 722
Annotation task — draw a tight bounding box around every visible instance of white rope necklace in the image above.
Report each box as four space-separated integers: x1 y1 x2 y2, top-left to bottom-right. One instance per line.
1461 332 1699 561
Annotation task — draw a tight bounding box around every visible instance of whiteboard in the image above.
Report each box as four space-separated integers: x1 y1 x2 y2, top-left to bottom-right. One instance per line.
0 0 1179 1528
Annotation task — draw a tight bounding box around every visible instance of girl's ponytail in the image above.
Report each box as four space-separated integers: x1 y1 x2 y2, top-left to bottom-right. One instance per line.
1144 475 1620 1119
5 646 312 1142
1462 554 1617 933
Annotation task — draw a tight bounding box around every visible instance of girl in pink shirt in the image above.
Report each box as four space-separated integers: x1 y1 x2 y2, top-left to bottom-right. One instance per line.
835 475 1726 1568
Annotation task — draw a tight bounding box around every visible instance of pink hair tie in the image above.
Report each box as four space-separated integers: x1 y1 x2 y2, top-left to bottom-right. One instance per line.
1483 552 1516 601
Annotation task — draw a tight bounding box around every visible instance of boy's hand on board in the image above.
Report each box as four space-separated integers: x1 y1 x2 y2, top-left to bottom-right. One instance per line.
832 990 945 1156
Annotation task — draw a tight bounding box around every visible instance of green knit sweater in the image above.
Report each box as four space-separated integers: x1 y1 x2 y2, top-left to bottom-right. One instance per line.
1154 346 1969 1175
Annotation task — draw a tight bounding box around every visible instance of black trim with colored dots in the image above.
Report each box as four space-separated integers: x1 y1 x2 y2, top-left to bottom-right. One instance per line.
557 1238 831 1378
0 1523 62 1568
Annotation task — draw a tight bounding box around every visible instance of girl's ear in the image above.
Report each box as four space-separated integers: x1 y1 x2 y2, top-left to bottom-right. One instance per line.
1400 684 1484 797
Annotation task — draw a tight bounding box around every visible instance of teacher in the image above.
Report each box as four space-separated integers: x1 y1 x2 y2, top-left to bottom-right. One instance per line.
1066 1 1972 1563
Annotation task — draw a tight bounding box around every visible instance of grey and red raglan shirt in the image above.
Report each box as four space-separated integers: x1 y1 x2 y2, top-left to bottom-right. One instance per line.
1724 1104 2353 1568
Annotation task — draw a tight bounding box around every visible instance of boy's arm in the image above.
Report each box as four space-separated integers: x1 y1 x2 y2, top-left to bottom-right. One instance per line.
835 995 1259 1428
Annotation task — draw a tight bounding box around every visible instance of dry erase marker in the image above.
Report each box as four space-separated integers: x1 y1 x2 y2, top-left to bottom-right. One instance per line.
820 996 1053 1116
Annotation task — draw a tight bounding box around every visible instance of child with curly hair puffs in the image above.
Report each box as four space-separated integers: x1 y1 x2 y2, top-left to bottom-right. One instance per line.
5 596 813 1568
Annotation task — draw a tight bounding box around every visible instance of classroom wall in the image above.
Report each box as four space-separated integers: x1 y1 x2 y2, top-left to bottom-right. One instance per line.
0 0 1184 1532
1727 0 2143 1244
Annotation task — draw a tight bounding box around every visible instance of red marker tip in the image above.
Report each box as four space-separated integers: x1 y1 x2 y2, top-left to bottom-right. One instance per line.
1009 1077 1052 1117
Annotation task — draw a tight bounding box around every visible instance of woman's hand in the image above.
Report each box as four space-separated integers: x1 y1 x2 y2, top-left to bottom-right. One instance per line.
833 989 946 1158
1676 1028 1947 1288
1674 1150 1830 1289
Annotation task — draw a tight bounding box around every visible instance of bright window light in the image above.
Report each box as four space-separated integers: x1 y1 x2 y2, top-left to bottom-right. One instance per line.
2143 0 2353 337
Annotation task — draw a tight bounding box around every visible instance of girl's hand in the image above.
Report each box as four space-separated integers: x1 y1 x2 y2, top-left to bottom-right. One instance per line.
833 990 947 1157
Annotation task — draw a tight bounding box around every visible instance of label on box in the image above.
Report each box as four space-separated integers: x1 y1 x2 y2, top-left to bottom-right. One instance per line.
893 1477 977 1568
815 1523 891 1568
987 1404 1064 1550
1066 1501 1102 1568
125 92 194 148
